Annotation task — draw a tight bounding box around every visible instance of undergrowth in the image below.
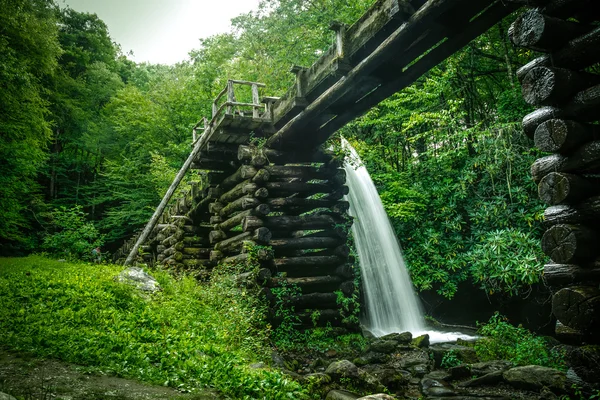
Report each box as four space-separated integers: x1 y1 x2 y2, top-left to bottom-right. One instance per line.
475 312 565 370
0 255 306 399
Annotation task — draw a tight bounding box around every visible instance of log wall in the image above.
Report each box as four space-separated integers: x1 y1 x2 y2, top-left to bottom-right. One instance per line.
114 141 358 331
508 0 600 342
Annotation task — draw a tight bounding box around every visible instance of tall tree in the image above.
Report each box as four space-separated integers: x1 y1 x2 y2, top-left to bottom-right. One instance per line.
0 0 60 252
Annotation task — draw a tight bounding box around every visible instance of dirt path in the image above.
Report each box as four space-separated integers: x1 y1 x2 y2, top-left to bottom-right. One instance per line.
0 349 221 400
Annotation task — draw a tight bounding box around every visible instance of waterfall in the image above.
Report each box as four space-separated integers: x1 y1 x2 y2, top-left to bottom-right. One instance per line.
343 138 474 342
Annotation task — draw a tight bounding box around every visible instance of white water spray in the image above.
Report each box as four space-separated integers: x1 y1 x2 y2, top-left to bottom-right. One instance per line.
343 138 475 343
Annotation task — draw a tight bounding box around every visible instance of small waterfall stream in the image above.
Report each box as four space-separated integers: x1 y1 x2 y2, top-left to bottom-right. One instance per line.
343 139 474 343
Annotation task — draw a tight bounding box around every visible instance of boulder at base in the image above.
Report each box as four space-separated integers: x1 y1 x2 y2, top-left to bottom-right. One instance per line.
503 365 566 392
117 267 161 293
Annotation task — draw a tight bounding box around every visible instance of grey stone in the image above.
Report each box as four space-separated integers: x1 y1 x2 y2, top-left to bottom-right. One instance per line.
117 267 161 293
410 363 430 377
326 360 359 380
394 349 430 369
326 389 360 400
412 334 430 348
448 364 471 379
0 393 17 400
470 360 513 376
367 367 409 390
426 370 451 381
420 377 455 397
358 369 387 393
353 351 388 365
367 339 397 354
503 365 566 392
356 395 395 400
430 344 478 368
304 373 331 386
380 331 412 344
458 370 504 387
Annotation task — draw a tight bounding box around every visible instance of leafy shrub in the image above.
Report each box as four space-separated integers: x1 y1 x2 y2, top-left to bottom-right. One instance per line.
0 256 307 398
40 206 104 261
441 349 462 368
465 229 545 296
475 313 565 369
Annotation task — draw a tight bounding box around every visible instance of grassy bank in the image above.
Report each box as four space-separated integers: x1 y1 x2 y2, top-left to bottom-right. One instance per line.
0 256 305 399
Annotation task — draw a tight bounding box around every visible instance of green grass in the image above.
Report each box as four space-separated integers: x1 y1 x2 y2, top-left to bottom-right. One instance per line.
0 256 306 399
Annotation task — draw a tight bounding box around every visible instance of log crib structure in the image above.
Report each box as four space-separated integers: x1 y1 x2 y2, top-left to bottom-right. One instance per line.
113 79 356 330
509 0 600 342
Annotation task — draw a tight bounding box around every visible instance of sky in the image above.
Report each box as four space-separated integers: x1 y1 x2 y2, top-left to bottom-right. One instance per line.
59 0 262 65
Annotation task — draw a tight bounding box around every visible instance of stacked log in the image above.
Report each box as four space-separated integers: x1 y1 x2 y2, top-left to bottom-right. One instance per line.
508 1 600 342
233 145 357 329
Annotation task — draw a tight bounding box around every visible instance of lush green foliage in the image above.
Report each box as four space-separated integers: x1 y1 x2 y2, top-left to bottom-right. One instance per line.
0 256 306 398
474 313 565 370
40 205 104 260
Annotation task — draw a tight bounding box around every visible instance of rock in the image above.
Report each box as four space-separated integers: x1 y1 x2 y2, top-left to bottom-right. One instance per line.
0 393 17 400
353 352 389 365
117 267 161 293
470 360 513 377
358 369 387 393
539 386 559 400
326 389 360 400
367 367 409 390
311 357 327 370
420 377 456 397
326 349 338 358
380 331 412 344
304 373 331 386
393 349 430 369
425 370 451 381
503 365 566 392
412 334 430 348
357 395 395 400
410 363 430 377
271 351 285 368
448 364 471 380
456 338 476 347
458 370 504 387
367 340 397 354
326 360 359 380
430 344 478 368
563 344 600 384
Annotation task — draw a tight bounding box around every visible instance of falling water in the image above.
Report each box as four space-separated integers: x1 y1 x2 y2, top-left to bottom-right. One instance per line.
343 138 474 342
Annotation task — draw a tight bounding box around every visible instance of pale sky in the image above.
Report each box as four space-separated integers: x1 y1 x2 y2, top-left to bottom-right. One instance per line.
59 0 262 65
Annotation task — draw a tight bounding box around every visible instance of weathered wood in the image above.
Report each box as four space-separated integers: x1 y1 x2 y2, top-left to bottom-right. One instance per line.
182 247 212 257
264 181 335 197
517 26 600 81
522 67 600 106
544 263 600 287
552 286 600 331
209 230 228 244
225 250 274 265
219 180 250 204
508 9 591 52
238 145 333 164
265 165 338 180
541 224 599 263
182 258 214 268
504 0 598 19
243 214 339 232
534 119 600 153
270 236 344 251
544 196 600 225
183 236 210 246
220 166 257 189
237 146 268 167
209 202 224 214
538 172 599 205
218 205 271 232
531 141 600 183
252 168 271 184
289 293 338 309
219 196 261 218
214 228 271 253
268 275 343 293
266 198 349 214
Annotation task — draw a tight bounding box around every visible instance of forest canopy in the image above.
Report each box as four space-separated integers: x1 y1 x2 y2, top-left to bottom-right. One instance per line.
0 0 545 299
